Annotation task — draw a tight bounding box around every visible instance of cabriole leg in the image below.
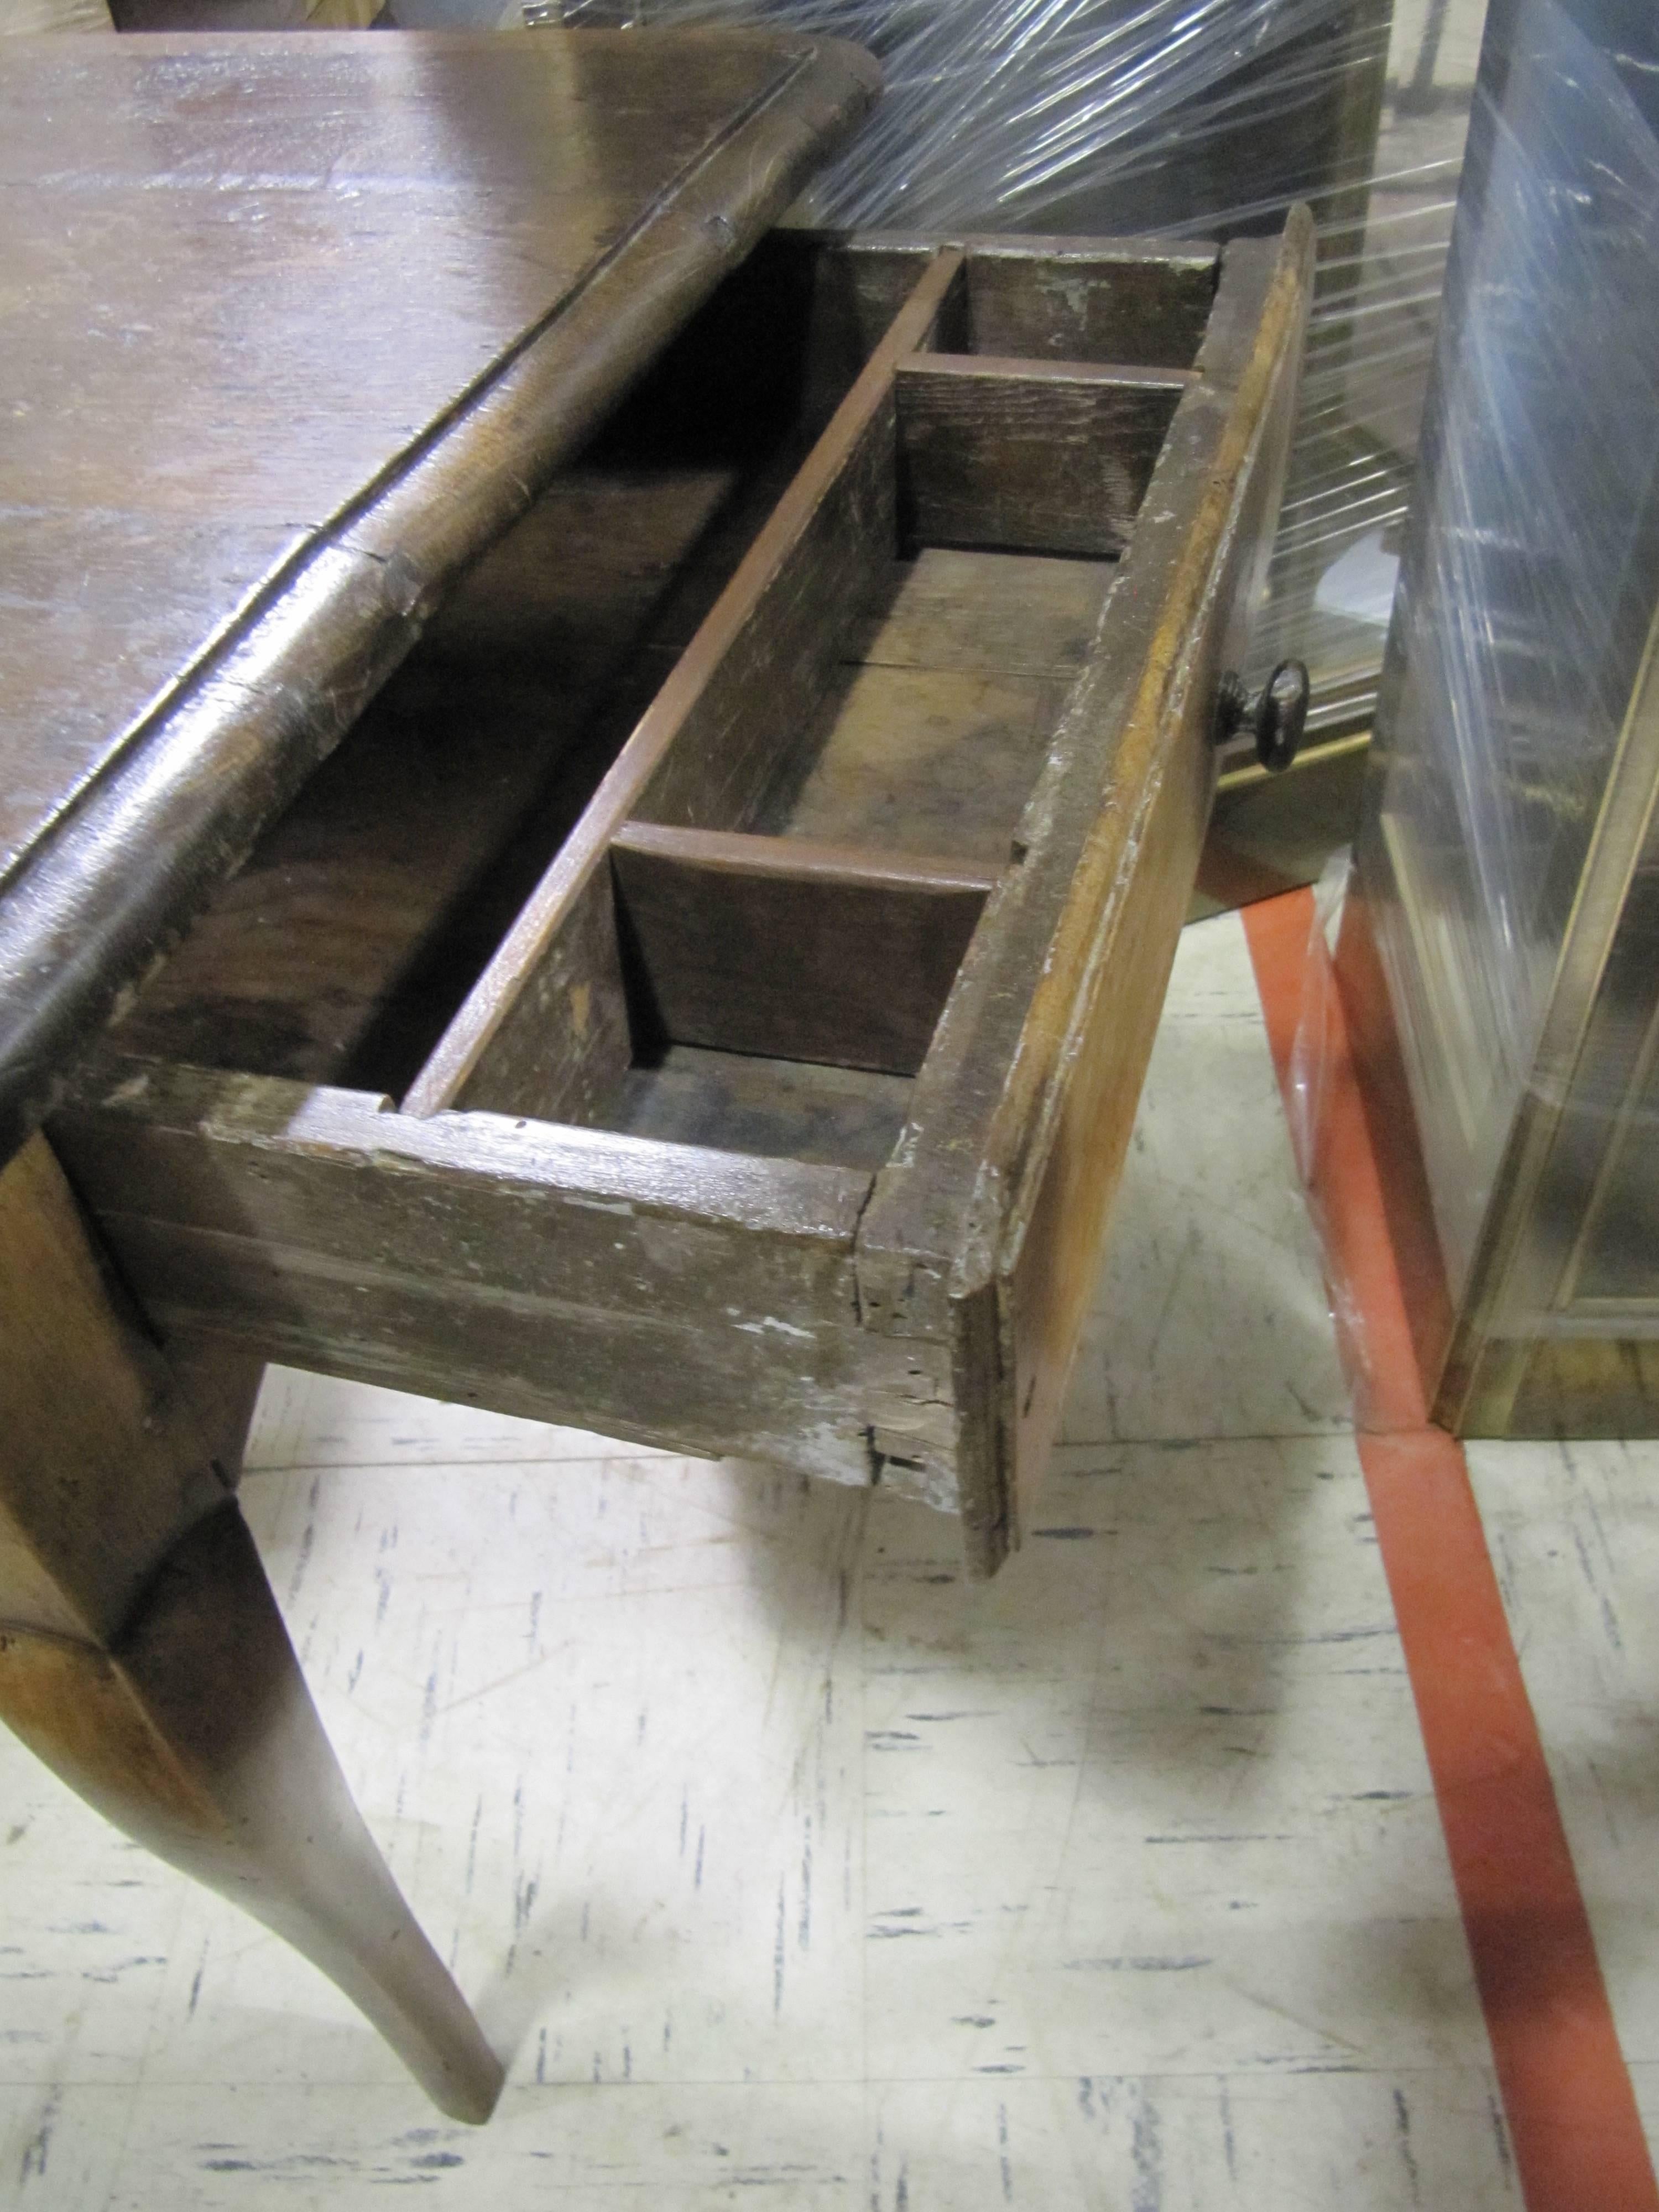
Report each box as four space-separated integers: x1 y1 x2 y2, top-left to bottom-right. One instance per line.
0 1134 503 2124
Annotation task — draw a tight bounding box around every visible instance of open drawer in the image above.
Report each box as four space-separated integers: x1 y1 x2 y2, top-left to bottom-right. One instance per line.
53 215 1312 1575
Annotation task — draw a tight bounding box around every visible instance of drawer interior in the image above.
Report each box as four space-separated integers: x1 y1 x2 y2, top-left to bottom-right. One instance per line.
108 233 896 1102
110 233 1219 1172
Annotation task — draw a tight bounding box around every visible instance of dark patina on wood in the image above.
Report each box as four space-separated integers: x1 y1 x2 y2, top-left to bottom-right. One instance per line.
24 208 1311 2113
0 27 879 1160
59 216 1314 1568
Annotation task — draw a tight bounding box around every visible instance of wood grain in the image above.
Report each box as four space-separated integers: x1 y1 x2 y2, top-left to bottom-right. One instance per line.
0 1511 503 2123
758 544 1112 868
165 1338 267 1490
999 222 1317 1553
404 249 966 1117
605 1044 913 1171
896 356 1188 557
804 232 1217 366
855 213 1317 1570
108 458 756 1098
0 28 878 1160
0 1134 226 1645
760 661 1068 868
456 863 635 1127
960 238 1219 366
50 221 1314 1573
51 1061 961 1491
56 1058 874 1329
612 823 997 1076
846 546 1113 680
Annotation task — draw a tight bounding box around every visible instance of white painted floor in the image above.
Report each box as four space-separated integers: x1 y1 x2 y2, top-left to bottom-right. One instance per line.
2 911 1652 2206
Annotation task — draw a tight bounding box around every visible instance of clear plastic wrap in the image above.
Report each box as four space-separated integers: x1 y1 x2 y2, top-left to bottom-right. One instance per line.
554 0 1488 736
566 0 1387 233
1339 0 1659 1435
1359 0 1659 1298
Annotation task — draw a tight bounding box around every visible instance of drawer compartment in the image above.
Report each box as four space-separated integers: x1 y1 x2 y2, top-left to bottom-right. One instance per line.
609 827 994 1076
56 217 1313 1574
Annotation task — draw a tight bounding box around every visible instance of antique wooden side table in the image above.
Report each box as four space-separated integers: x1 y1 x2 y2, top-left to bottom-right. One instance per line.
0 25 1312 2121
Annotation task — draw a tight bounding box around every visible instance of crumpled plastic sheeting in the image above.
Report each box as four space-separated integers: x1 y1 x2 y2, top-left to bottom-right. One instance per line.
591 0 1481 727
1361 0 1659 1305
602 0 1380 232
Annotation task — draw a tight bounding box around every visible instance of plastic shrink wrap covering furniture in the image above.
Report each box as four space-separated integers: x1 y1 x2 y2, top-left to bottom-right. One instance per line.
1337 0 1659 1437
555 0 1487 749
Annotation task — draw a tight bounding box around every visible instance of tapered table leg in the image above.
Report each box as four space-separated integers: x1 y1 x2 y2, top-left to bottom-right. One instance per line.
0 1135 503 2124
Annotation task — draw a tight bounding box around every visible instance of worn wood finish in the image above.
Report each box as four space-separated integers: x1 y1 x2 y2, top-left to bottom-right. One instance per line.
598 229 943 483
611 823 997 1076
166 1339 267 1490
958 238 1219 366
404 249 966 1117
56 218 1311 1579
58 1060 873 1316
845 546 1113 680
0 1135 501 2121
107 659 587 1093
457 864 635 1127
761 664 1076 868
31 223 1311 2125
624 396 898 837
53 1062 961 1494
422 463 740 678
754 546 1112 869
620 253 964 839
71 1227 920 1487
797 233 1217 366
857 212 1317 1572
606 1045 913 1171
0 1135 226 1646
999 241 1313 1548
0 28 878 1160
0 1514 504 2124
105 280 892 1106
1 47 891 2118
895 357 1190 558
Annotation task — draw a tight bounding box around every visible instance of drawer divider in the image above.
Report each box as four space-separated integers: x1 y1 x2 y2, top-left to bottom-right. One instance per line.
895 354 1192 557
402 246 968 1120
610 822 999 1078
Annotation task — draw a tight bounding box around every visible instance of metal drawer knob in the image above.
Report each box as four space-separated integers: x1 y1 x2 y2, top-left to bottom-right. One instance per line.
1213 659 1310 773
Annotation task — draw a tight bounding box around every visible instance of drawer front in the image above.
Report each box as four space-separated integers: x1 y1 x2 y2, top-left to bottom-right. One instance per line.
56 219 1313 1563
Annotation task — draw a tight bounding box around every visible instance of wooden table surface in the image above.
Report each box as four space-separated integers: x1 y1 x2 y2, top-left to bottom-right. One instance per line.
0 26 876 1157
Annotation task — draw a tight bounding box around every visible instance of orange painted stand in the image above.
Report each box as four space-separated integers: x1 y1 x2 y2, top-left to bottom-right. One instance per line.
1243 888 1658 2212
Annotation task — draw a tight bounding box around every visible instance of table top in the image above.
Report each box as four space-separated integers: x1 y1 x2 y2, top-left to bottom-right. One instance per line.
0 26 875 1158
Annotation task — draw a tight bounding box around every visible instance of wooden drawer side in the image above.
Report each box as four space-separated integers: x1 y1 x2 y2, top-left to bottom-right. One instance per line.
998 222 1314 1546
855 212 1316 1571
400 252 967 1131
